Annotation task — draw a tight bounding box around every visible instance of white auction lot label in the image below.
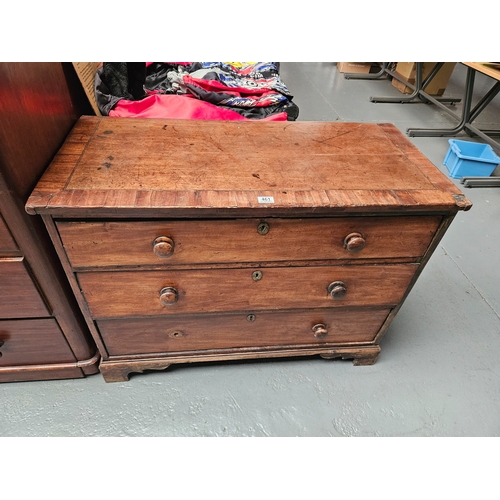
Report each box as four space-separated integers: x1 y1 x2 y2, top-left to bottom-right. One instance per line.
257 196 274 203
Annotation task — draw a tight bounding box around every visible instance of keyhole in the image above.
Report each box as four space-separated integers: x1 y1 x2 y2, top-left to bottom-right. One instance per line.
252 270 263 281
257 222 270 235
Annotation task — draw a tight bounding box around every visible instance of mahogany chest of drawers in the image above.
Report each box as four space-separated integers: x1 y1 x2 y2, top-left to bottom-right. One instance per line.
26 117 471 382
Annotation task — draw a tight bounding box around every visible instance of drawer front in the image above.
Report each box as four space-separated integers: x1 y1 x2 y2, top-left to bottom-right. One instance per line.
0 318 76 366
57 216 441 268
0 258 49 318
0 215 19 253
78 264 417 318
98 308 391 356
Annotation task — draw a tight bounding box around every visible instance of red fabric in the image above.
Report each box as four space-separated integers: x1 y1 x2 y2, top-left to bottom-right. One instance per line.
109 94 288 121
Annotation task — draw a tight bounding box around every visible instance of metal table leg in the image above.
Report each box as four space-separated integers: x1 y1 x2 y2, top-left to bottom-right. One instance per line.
370 63 461 104
408 67 500 155
463 125 500 155
343 63 389 80
461 177 500 187
407 66 476 137
463 80 500 142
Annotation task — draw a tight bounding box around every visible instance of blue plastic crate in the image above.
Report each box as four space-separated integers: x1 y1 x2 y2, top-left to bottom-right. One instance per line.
443 139 500 179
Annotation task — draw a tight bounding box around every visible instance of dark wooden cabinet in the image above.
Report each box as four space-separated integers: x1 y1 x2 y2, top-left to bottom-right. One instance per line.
27 117 472 382
0 63 99 382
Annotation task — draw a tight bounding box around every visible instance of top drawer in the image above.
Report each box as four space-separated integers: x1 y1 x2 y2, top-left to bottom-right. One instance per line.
57 216 441 269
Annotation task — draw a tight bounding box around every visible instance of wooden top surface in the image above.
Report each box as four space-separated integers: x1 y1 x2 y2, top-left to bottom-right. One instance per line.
463 62 500 81
26 117 471 217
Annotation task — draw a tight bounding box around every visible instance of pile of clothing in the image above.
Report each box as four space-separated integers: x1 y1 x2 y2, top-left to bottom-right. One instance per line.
95 62 299 121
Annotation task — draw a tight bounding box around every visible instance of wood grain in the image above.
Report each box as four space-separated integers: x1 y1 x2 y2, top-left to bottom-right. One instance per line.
0 258 49 318
463 62 500 81
97 308 390 356
0 367 84 383
0 318 76 366
57 215 441 268
0 63 99 382
0 215 19 253
25 117 473 381
99 345 382 382
26 118 472 216
78 264 417 318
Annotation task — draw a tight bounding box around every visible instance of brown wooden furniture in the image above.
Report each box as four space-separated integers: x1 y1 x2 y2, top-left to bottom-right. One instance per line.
27 117 472 382
0 63 99 382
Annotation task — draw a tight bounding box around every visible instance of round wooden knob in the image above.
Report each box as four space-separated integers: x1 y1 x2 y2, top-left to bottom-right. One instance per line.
327 281 347 299
344 232 365 252
153 236 175 258
159 287 178 306
312 324 328 338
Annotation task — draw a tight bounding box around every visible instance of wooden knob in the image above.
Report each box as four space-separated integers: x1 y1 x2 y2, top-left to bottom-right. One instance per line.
327 281 347 299
344 232 365 252
312 324 328 338
153 236 175 258
159 287 178 306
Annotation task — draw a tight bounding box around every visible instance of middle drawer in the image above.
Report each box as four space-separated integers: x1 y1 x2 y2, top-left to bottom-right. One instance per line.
77 264 417 319
57 216 441 268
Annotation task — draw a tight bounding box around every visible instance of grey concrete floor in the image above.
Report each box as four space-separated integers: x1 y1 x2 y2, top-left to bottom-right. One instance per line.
1 63 500 440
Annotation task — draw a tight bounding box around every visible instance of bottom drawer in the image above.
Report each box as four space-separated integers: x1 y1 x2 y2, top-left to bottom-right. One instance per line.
97 308 391 356
0 318 77 366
